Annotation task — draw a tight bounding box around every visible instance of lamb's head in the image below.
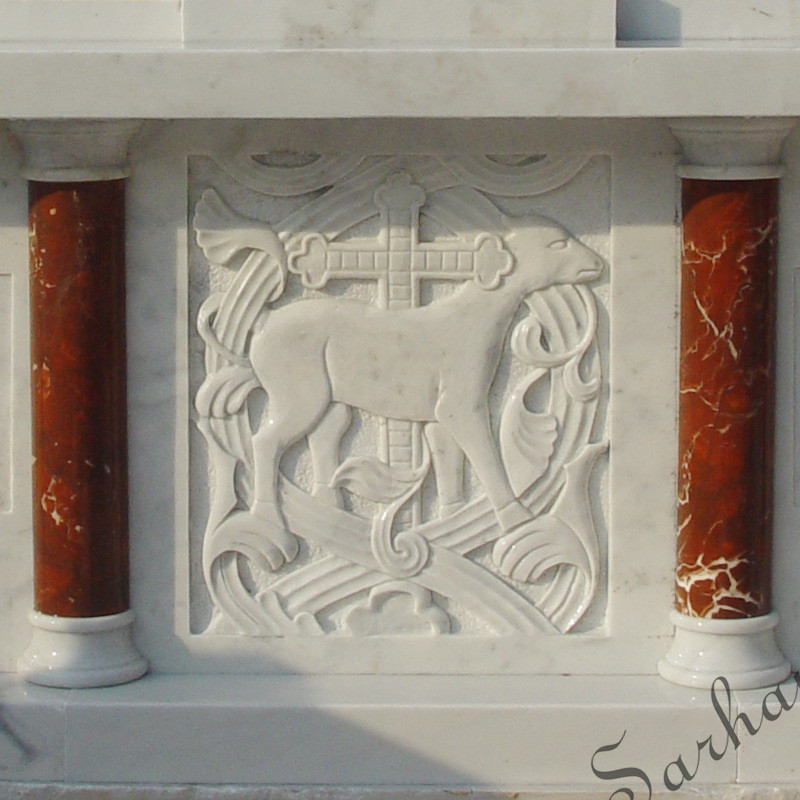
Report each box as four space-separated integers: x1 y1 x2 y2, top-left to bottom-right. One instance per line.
502 215 604 296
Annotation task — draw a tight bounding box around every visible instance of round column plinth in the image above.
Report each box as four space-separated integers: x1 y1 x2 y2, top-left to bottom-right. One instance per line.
18 610 148 688
658 610 790 690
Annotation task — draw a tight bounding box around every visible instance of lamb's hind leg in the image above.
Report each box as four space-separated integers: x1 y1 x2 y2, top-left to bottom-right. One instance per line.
307 402 351 508
249 373 332 568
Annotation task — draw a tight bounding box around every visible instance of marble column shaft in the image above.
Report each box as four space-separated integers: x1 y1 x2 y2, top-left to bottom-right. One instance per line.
29 179 129 618
677 177 778 619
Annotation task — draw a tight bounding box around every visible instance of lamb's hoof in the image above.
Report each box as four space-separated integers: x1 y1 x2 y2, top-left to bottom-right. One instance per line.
210 510 298 573
241 504 299 571
311 483 344 509
438 500 464 519
259 522 299 571
492 515 589 584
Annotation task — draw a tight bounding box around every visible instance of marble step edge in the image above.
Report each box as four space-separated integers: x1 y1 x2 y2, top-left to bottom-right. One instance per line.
1 673 799 790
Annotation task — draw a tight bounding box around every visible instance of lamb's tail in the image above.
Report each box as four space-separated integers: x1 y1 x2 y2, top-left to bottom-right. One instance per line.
197 294 251 369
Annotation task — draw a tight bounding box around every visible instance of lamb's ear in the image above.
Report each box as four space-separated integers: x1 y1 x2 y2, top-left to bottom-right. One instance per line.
473 233 515 291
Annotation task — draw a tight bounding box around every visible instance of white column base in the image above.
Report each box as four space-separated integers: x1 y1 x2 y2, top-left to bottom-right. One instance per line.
659 610 790 690
18 610 148 688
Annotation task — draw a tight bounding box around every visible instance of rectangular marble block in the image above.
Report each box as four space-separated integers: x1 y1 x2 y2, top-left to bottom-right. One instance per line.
184 0 616 47
618 0 800 43
98 119 676 678
0 674 736 791
1 0 182 44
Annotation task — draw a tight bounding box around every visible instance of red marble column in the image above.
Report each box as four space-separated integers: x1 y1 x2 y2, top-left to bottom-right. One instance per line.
659 118 792 690
677 178 778 619
29 180 129 618
13 119 146 688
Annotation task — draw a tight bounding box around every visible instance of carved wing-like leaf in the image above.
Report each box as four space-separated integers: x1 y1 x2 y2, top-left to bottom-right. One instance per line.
493 515 581 583
331 456 429 504
194 189 287 286
499 372 558 497
192 190 290 477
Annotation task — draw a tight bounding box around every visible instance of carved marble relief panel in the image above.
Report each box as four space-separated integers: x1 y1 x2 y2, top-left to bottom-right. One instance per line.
186 154 610 641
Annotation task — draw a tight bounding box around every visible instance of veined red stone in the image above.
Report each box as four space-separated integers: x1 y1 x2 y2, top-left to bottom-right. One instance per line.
677 178 777 619
29 180 129 618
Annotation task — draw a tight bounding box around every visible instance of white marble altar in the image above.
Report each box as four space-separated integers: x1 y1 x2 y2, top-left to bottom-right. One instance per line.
2 1 800 798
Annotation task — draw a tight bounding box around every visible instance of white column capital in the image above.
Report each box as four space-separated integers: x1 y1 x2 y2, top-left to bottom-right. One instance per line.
668 117 796 179
9 119 140 182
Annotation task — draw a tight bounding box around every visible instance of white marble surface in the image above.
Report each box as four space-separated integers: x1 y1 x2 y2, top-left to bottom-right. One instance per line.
184 152 610 649
0 792 797 800
67 119 677 676
733 674 800 784
618 0 800 43
2 0 797 51
184 0 615 47
0 673 740 790
2 0 800 784
0 130 32 676
1 0 181 44
4 50 800 119
0 275 10 515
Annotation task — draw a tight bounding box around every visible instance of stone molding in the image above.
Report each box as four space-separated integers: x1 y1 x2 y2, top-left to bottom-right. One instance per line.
669 117 796 170
9 119 140 182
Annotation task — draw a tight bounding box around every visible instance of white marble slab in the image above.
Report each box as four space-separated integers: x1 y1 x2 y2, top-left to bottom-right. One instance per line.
0 0 181 44
0 674 737 791
2 50 800 118
184 0 615 47
0 276 11 515
74 119 679 677
734 674 800 784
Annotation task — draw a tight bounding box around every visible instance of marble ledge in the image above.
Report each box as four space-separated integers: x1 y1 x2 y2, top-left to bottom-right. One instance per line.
3 48 800 118
2 672 792 790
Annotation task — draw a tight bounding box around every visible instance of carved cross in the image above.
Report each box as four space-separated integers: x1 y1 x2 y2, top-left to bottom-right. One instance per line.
288 172 512 298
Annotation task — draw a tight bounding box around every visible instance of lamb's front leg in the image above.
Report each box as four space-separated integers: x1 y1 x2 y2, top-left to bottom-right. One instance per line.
424 422 466 517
